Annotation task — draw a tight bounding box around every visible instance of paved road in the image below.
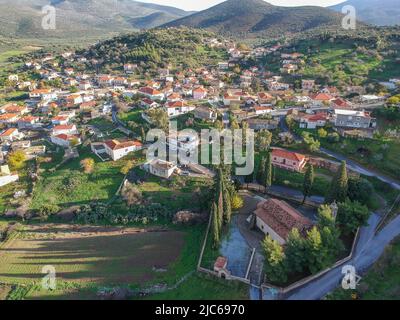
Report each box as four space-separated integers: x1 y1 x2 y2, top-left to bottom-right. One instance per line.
282 213 400 300
277 117 400 191
319 147 400 191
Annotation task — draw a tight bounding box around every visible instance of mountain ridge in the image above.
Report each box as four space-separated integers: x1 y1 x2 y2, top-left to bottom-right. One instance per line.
163 0 345 39
0 0 192 39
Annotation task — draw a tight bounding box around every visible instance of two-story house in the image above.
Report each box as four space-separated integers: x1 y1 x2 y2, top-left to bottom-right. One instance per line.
333 109 377 129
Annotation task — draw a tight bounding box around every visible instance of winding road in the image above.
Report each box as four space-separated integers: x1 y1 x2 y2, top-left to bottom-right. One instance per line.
254 117 400 300
282 212 400 300
278 117 400 191
319 147 400 191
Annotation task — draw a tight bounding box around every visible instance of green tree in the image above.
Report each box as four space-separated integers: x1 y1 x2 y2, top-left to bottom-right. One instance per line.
257 156 266 185
317 205 343 260
285 228 307 274
148 108 169 132
80 158 95 174
305 227 327 274
317 128 328 138
326 161 348 203
302 132 320 152
211 202 220 249
231 194 244 210
120 160 134 175
70 137 80 147
223 190 232 225
320 226 343 263
302 164 315 204
7 150 26 171
347 178 374 206
286 115 295 130
141 127 146 143
256 130 272 152
262 236 287 284
337 199 371 234
217 188 224 229
264 151 273 190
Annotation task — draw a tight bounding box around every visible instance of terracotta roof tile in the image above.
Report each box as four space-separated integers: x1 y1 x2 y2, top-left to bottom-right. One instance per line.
254 199 313 240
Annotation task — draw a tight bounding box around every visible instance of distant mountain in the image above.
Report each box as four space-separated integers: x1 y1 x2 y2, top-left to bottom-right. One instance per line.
0 0 192 39
330 0 400 26
163 0 344 39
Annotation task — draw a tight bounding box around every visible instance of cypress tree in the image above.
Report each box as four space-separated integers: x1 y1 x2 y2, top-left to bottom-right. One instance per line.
223 191 232 225
302 164 315 204
326 161 348 203
217 190 224 230
211 202 220 248
264 151 272 190
257 156 266 185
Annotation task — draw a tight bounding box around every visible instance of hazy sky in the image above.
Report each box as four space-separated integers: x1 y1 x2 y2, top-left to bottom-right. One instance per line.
140 0 347 11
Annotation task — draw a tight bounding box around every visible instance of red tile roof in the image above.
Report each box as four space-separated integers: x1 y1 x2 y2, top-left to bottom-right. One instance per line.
272 148 306 162
0 113 19 121
214 257 228 269
332 98 349 108
53 124 75 130
310 93 333 101
18 116 38 122
139 87 161 95
0 128 17 136
166 101 186 108
254 199 313 240
193 86 207 93
104 139 142 151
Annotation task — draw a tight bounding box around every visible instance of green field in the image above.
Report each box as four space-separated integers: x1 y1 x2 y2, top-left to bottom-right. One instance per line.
30 146 128 210
302 43 382 85
133 167 213 213
295 37 400 85
148 273 249 300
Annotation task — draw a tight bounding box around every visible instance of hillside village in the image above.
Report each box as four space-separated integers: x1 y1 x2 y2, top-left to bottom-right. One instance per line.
0 26 400 301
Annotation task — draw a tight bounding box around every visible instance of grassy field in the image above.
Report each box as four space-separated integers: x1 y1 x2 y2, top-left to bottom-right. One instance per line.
30 146 128 210
299 41 396 84
0 161 34 214
133 167 213 213
327 236 400 300
148 273 249 300
0 224 186 299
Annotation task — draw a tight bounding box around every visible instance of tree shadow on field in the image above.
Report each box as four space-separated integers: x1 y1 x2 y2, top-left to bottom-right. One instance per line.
0 228 185 287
